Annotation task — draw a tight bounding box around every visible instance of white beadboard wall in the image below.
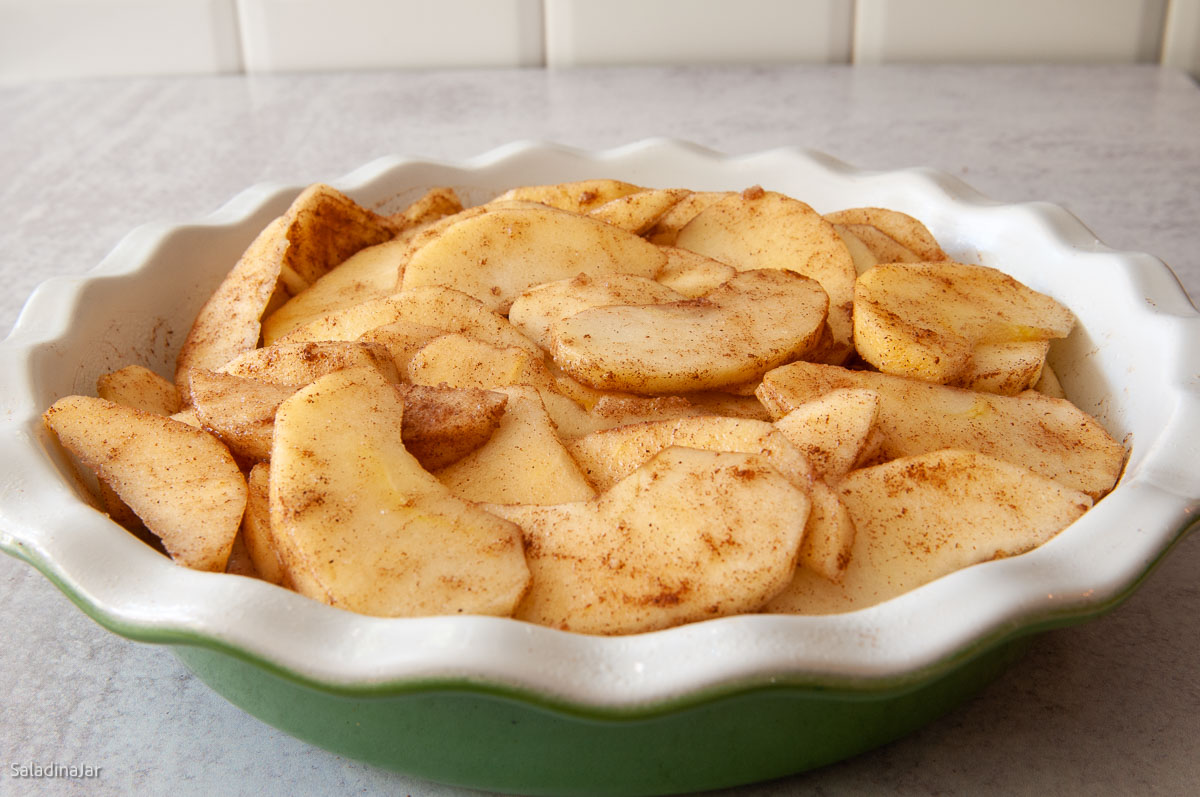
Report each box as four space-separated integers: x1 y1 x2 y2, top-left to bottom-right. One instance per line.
1 0 1197 82
0 0 243 82
237 0 545 72
543 0 854 66
1163 0 1200 74
853 0 1168 64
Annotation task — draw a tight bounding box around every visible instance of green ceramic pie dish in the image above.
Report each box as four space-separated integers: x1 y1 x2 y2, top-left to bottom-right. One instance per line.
2 140 1197 796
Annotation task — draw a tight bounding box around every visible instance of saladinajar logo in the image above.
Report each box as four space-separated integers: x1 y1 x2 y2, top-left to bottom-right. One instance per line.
9 761 102 779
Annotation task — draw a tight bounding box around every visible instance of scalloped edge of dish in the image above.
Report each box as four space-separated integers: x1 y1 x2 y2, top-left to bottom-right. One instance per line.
2 139 1198 714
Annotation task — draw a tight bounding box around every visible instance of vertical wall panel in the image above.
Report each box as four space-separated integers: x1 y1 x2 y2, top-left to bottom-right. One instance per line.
0 0 242 82
545 0 853 67
854 0 1168 64
1163 0 1200 76
236 0 544 72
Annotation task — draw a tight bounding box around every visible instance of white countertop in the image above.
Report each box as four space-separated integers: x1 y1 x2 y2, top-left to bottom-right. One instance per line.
1 64 1197 796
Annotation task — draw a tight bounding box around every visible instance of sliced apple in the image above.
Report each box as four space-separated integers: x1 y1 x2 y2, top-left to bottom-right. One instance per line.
802 480 856 583
551 269 828 394
224 529 258 577
191 366 507 470
830 225 880 275
540 357 684 414
260 234 416 344
400 205 668 313
487 446 810 635
175 215 289 392
963 340 1052 396
655 246 737 297
387 186 463 228
189 369 297 461
757 360 1126 500
536 389 700 439
241 463 289 587
278 286 541 356
217 340 400 385
437 386 595 505
853 261 1074 393
356 320 449 375
675 391 773 421
587 188 690 234
564 415 814 494
564 413 851 582
96 365 182 416
269 368 529 617
394 384 509 471
94 364 185 532
823 206 947 262
835 223 922 264
509 273 684 350
491 179 643 213
272 183 403 285
407 334 557 392
763 449 1091 614
772 388 881 482
44 396 247 572
643 191 730 245
674 188 857 362
1033 361 1067 399
176 184 399 392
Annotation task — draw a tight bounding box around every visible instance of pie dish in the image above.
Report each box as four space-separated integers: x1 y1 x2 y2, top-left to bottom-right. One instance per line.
1 140 1197 795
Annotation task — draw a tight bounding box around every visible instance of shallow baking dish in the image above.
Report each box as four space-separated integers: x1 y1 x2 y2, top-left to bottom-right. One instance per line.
1 140 1197 796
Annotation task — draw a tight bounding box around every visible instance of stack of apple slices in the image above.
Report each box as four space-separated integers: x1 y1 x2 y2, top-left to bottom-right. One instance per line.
43 178 1126 635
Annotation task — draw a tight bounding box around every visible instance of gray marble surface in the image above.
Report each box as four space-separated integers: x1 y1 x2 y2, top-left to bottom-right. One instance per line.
1 65 1198 796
